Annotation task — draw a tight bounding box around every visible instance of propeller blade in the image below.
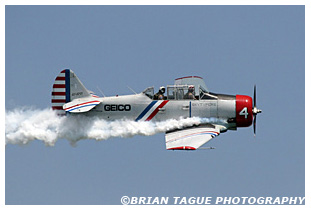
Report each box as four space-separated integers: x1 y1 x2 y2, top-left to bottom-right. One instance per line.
253 115 256 137
253 85 260 137
254 85 256 108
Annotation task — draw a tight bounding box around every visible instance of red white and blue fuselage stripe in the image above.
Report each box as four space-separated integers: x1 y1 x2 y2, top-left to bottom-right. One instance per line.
64 100 100 112
135 100 169 121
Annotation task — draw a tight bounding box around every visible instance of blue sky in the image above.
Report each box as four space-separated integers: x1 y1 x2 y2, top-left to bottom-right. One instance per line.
5 5 305 204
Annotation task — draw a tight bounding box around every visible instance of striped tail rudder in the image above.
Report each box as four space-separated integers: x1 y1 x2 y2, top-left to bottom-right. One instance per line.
51 69 71 115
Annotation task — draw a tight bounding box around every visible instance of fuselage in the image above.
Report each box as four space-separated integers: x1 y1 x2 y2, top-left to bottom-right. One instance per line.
83 92 253 131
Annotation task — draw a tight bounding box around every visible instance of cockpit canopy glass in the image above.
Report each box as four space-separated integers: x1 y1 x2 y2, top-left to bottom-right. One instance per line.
143 85 217 100
167 85 197 100
142 87 154 99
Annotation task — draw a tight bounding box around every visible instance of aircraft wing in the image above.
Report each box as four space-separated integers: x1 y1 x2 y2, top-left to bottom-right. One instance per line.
63 97 101 113
165 124 220 150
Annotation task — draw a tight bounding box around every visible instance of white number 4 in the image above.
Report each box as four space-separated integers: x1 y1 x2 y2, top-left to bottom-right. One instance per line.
239 107 248 119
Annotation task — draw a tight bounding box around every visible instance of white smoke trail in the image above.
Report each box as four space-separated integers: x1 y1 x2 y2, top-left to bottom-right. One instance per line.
5 108 226 146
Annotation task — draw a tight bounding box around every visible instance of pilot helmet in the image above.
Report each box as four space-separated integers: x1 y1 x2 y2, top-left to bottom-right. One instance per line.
160 86 165 94
188 85 195 92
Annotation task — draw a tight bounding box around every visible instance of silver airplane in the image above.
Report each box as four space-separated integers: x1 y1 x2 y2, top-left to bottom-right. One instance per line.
52 69 262 150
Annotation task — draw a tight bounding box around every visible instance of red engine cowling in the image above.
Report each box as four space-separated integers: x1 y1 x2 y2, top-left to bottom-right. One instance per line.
236 95 253 127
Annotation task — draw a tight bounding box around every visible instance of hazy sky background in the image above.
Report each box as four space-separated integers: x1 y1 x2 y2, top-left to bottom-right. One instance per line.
5 5 305 204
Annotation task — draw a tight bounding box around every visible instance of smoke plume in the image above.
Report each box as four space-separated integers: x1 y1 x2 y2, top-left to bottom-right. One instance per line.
5 108 224 146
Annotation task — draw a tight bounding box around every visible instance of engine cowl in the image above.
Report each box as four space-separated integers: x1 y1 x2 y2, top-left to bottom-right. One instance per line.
236 95 253 127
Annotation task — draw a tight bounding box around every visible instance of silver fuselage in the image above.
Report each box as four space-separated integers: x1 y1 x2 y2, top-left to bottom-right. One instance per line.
81 93 237 130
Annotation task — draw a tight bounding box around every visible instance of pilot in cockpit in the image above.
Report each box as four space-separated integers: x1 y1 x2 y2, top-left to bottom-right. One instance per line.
184 85 196 100
154 86 165 100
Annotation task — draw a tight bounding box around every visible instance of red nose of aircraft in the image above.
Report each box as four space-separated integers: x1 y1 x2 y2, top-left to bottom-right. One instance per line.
236 95 253 127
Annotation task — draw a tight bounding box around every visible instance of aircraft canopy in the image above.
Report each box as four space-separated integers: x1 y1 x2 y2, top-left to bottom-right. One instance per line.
174 76 208 95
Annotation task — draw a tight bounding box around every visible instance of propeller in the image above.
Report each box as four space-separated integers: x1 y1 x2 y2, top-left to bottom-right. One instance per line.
252 85 262 136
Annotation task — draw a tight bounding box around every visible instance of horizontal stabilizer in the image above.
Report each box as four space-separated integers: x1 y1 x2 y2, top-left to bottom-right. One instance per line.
165 124 220 150
63 97 101 113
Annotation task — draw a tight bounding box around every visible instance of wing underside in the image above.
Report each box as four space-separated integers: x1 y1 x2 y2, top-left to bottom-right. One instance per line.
165 124 220 150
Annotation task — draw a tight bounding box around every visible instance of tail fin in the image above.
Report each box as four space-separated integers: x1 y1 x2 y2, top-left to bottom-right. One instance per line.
51 69 91 114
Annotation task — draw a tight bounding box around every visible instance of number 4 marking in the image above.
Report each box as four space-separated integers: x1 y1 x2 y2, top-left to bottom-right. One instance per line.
239 107 248 119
